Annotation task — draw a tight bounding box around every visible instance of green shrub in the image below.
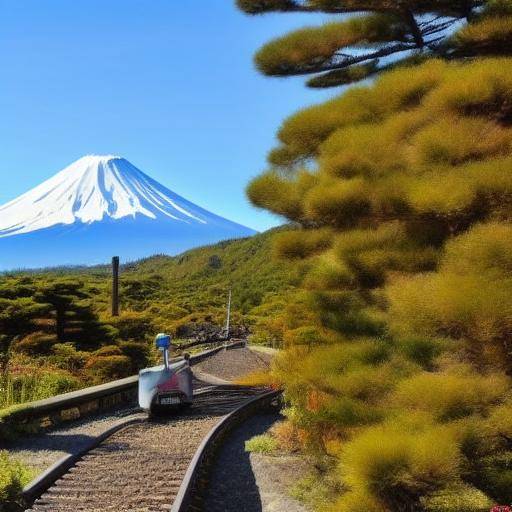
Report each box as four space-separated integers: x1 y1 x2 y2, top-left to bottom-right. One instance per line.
290 473 340 510
421 483 493 512
245 434 279 454
118 341 150 373
106 312 153 341
318 396 383 428
50 343 89 372
283 326 323 347
340 424 461 510
398 337 445 369
13 332 57 356
0 450 33 510
0 370 81 408
93 345 123 357
85 355 132 383
475 452 512 503
392 371 509 422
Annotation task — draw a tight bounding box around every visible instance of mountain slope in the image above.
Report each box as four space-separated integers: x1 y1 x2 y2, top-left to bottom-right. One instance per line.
0 156 256 269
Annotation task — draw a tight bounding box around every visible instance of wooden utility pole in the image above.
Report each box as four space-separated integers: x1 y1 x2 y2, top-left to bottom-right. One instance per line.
112 256 120 317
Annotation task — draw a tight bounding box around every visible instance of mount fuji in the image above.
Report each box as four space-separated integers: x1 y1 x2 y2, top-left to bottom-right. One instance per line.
0 155 256 269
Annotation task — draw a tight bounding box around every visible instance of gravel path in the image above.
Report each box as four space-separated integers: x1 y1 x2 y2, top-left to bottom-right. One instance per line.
202 413 309 512
194 347 271 381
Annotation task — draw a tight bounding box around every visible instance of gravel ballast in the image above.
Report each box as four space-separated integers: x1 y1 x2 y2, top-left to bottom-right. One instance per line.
26 388 262 512
202 413 310 512
194 346 271 381
6 346 272 475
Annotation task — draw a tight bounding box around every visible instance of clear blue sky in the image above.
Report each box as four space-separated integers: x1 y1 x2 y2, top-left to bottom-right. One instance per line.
0 0 335 232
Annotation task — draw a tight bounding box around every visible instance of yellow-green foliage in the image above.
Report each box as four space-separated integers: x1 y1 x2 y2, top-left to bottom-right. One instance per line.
269 87 384 166
304 178 372 228
49 343 89 372
0 367 81 409
239 0 512 509
339 424 461 510
13 332 57 356
0 451 33 509
106 312 153 341
255 15 406 76
84 354 132 383
387 223 512 367
0 228 302 409
245 46 512 512
455 15 512 53
272 228 333 260
252 58 512 232
245 434 279 454
392 371 509 421
420 484 493 512
246 171 304 221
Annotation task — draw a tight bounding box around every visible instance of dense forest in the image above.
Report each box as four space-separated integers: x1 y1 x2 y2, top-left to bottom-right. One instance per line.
237 0 512 510
0 228 300 410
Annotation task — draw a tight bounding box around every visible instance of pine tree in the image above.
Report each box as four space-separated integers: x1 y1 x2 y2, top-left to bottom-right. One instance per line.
239 1 512 510
237 0 512 87
35 280 115 349
0 298 49 369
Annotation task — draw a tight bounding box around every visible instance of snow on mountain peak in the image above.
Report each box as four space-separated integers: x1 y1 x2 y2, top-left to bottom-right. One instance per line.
0 155 222 237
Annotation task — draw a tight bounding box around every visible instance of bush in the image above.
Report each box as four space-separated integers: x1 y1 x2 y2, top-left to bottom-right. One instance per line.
106 312 153 341
476 452 512 504
245 434 279 454
283 326 323 347
85 355 132 383
330 489 386 512
13 332 57 356
93 345 123 357
270 420 303 453
0 450 33 510
0 369 81 408
118 341 150 373
340 424 461 510
398 337 445 369
485 401 512 449
234 369 274 387
50 343 89 372
392 371 509 422
421 484 493 512
387 222 512 368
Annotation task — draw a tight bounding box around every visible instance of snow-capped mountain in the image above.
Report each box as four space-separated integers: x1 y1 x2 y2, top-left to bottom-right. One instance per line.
0 155 256 269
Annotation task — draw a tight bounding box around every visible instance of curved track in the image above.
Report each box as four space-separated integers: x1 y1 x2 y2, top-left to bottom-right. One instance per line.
26 387 263 512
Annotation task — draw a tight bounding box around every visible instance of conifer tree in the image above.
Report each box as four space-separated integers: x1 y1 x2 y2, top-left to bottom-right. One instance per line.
0 298 49 369
35 281 115 349
239 1 512 510
237 0 512 87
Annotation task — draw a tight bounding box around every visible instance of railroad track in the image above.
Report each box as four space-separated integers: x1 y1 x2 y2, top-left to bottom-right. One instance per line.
26 387 263 512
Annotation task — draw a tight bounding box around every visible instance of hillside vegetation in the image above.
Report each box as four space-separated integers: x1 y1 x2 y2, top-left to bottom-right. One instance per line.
0 228 300 410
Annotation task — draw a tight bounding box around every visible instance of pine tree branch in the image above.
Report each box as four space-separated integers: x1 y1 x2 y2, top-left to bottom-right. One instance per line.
279 42 416 76
400 8 425 47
